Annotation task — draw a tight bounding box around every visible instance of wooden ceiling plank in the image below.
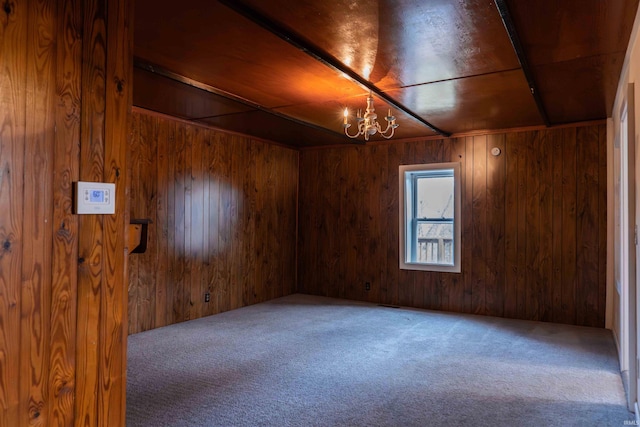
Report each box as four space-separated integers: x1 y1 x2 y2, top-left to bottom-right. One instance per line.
134 58 348 140
389 69 542 134
217 0 451 137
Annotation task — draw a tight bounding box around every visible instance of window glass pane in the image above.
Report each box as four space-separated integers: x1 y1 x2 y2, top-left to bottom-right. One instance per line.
416 175 454 219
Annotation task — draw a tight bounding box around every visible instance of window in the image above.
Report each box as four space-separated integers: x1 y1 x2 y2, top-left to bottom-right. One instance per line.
399 162 461 272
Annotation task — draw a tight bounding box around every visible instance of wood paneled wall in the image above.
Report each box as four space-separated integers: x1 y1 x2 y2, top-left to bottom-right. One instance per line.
298 124 607 327
127 110 299 334
0 0 131 426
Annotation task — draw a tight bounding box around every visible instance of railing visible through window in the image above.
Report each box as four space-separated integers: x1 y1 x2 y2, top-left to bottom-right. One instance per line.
418 237 453 265
416 221 453 265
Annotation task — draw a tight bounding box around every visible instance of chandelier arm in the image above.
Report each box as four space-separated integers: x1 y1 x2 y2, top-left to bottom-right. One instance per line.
344 126 361 139
379 122 396 139
344 121 367 139
380 129 395 139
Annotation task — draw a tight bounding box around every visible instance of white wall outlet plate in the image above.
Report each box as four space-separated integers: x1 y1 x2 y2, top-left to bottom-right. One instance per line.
74 181 116 214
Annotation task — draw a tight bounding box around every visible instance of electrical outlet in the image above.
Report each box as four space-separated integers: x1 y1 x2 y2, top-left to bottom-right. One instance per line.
204 292 211 303
365 282 371 291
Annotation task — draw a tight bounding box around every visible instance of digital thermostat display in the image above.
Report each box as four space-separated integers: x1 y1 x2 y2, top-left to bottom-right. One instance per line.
75 181 116 214
87 189 107 204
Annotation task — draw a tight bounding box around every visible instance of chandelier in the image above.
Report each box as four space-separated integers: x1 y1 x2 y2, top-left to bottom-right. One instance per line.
343 92 399 141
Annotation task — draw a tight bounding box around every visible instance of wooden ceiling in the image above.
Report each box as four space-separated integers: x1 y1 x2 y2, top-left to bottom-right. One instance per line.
134 0 639 147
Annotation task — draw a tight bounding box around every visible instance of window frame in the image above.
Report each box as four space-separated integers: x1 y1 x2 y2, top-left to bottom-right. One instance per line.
399 162 462 273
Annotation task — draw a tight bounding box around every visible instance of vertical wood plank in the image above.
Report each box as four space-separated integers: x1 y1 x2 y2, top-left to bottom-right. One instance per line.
230 135 250 309
448 137 466 313
524 131 540 321
369 145 384 303
198 131 211 315
164 120 177 326
217 132 232 313
285 149 299 295
485 133 505 317
297 149 315 295
372 145 388 304
266 144 279 301
254 139 268 305
19 0 56 425
538 130 554 322
206 131 221 316
504 133 519 319
550 129 564 323
189 126 204 318
0 0 27 424
471 135 487 314
154 115 169 328
515 132 527 319
386 143 401 306
597 124 607 327
99 0 131 423
49 0 82 424
576 126 600 326
327 148 343 299
137 113 157 332
172 122 186 323
327 149 344 299
75 1 107 424
316 148 333 298
277 146 290 297
561 127 578 324
462 137 474 313
269 145 282 298
344 148 359 300
358 145 373 302
182 125 193 320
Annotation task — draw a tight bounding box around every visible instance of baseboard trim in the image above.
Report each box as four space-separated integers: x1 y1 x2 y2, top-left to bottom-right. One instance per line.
613 326 623 371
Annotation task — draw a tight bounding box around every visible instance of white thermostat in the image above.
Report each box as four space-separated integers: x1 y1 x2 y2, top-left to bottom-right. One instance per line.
75 181 116 214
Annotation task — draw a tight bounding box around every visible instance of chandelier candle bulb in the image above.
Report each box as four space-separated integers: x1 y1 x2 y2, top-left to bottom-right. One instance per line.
343 108 348 125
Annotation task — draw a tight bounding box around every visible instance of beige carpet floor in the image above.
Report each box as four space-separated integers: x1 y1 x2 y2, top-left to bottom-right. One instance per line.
127 294 632 426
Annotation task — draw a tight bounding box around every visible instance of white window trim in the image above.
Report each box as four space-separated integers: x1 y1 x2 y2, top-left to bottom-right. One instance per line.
399 162 462 273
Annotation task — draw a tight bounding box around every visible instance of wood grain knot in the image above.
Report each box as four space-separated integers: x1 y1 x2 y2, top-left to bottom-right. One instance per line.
115 78 124 94
2 240 10 251
116 168 121 178
3 1 12 15
33 412 40 419
78 257 85 264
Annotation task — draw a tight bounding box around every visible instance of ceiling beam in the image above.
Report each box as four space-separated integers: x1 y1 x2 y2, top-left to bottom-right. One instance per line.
217 0 451 138
494 0 551 127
